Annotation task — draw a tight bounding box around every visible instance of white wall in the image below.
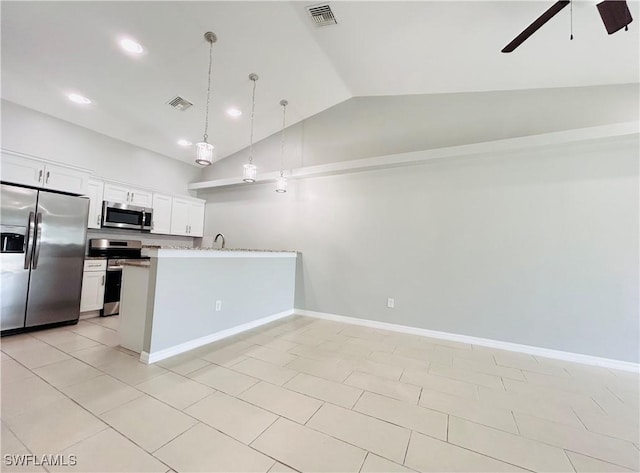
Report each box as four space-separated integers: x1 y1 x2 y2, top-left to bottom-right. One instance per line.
200 135 639 363
1 100 200 195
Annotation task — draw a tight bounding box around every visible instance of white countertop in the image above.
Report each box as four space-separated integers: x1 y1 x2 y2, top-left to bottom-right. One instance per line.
142 247 298 258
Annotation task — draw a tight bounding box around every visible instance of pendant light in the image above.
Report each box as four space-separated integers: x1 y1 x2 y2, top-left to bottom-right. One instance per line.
195 32 217 166
275 99 288 193
242 73 259 182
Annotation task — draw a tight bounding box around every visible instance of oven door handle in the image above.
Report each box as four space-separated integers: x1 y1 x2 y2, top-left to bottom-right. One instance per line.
107 266 123 271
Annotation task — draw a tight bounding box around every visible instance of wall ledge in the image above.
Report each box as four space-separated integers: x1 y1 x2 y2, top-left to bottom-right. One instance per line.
189 122 639 191
295 309 640 373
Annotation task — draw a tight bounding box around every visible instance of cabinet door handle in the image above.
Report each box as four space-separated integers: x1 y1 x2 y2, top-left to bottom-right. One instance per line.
131 192 134 201
38 169 43 182
45 171 50 184
127 191 130 202
97 213 101 225
101 275 105 286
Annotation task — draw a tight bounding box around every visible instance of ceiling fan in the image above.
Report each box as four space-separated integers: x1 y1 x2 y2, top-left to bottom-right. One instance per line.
502 0 633 53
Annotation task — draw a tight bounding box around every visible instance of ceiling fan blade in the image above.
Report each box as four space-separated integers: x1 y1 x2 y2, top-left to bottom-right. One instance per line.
502 0 570 53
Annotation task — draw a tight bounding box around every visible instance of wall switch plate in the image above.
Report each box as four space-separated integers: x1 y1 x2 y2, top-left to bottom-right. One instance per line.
387 298 395 308
215 300 222 311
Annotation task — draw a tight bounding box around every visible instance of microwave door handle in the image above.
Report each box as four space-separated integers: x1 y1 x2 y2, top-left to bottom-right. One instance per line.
23 211 36 269
31 212 43 269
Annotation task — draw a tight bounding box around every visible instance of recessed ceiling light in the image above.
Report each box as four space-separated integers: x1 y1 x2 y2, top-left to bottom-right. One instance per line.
119 38 144 55
67 93 91 105
226 107 242 118
177 139 192 147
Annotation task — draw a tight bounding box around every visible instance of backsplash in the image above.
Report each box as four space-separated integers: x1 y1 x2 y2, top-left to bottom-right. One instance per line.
86 228 194 253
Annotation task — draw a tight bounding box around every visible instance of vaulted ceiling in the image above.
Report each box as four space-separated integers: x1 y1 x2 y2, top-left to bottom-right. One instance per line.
2 1 638 166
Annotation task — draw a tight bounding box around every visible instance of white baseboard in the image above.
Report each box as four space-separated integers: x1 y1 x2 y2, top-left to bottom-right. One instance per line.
295 309 640 373
140 309 294 364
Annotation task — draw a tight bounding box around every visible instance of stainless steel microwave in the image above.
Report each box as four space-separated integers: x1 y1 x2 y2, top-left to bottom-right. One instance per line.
102 201 152 231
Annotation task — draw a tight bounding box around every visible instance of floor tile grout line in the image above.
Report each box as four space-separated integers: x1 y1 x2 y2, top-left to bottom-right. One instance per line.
563 448 579 473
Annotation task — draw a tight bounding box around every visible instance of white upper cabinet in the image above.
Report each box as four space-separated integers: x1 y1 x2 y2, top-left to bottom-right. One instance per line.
1 153 88 195
170 197 205 237
151 193 172 234
85 178 104 229
103 182 152 207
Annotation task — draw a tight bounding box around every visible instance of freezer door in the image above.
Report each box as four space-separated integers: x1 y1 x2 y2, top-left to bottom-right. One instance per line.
0 185 38 331
25 191 89 328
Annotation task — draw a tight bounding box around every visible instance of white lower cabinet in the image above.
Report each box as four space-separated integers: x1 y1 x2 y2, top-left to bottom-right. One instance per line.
80 260 106 312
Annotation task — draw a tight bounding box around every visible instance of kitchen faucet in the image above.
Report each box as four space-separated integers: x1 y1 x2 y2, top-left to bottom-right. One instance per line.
214 233 226 249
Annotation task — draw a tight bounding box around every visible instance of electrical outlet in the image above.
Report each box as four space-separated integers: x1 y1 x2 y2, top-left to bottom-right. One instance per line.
215 300 222 311
387 298 395 309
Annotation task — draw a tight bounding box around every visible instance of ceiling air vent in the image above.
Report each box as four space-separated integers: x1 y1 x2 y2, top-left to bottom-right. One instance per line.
167 96 193 111
307 4 337 27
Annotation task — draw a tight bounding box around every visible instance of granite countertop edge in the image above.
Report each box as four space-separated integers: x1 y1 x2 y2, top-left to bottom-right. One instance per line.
142 245 299 253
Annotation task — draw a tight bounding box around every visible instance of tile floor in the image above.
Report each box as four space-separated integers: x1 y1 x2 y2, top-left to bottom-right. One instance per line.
1 315 639 472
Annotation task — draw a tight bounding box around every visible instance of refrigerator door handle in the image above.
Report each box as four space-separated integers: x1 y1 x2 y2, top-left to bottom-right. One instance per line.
31 212 43 270
23 211 36 270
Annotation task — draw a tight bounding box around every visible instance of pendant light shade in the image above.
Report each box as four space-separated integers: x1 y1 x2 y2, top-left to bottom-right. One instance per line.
242 163 257 183
243 73 259 182
195 32 217 166
275 176 287 193
276 99 288 193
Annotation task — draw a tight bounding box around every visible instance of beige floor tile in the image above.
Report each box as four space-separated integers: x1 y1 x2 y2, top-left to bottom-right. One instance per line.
419 388 517 433
306 403 410 464
4 343 71 370
1 376 65 419
185 391 277 444
430 363 504 390
477 385 584 428
268 462 298 472
283 373 363 408
69 323 119 346
245 345 298 366
0 458 48 473
1 357 35 382
61 374 144 415
453 358 525 381
502 378 603 413
156 423 274 472
405 431 526 472
200 345 250 367
49 428 167 472
285 357 353 382
157 353 211 375
32 329 101 352
354 391 447 439
575 409 639 443
231 357 298 385
494 353 569 377
369 351 430 370
71 345 134 368
100 395 197 452
514 412 640 470
4 398 106 454
135 371 214 410
1 422 27 455
260 337 299 352
566 451 635 472
252 417 366 472
100 356 167 385
400 369 479 400
239 381 322 423
360 453 413 472
188 363 259 395
522 370 608 395
85 315 120 330
32 358 102 388
349 358 404 381
345 371 421 404
448 416 574 471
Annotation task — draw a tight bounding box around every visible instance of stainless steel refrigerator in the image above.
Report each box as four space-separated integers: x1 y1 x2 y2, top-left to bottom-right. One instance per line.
1 183 89 333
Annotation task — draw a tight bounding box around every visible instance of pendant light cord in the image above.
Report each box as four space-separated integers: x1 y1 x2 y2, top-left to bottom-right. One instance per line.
279 101 287 178
203 39 213 142
248 78 257 165
570 0 574 40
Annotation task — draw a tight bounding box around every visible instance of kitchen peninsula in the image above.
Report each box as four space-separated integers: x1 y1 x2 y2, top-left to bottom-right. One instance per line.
119 247 298 363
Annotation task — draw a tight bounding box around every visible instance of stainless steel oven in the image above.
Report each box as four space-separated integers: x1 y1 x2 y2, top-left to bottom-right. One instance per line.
102 201 152 231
